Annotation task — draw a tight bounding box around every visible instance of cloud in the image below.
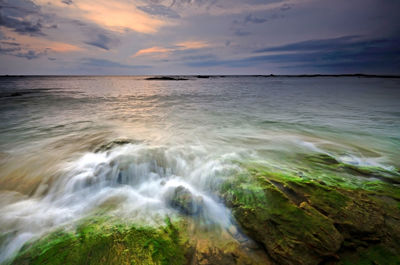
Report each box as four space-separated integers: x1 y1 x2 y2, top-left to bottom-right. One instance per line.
234 29 251 36
181 53 217 61
253 35 361 53
175 41 208 49
34 0 168 34
84 33 120 50
137 4 180 19
15 49 47 59
81 58 151 69
0 0 45 36
133 40 209 57
61 0 73 5
134 46 171 56
0 40 47 59
244 14 268 24
184 35 400 73
230 2 293 37
0 27 81 59
178 0 300 16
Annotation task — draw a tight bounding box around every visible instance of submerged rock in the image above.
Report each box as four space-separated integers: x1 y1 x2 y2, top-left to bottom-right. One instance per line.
94 139 138 153
167 186 204 215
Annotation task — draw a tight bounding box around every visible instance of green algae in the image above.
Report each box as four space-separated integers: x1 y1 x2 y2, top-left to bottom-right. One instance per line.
9 216 186 265
220 163 400 265
8 213 270 265
220 168 343 265
339 245 400 265
7 155 400 265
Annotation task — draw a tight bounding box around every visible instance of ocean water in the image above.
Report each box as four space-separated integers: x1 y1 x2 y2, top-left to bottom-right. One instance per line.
0 76 399 262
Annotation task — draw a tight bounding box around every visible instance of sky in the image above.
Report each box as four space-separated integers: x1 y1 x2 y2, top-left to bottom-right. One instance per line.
0 0 399 75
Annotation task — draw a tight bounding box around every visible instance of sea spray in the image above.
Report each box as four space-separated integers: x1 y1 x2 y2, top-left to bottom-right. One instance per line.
0 142 238 262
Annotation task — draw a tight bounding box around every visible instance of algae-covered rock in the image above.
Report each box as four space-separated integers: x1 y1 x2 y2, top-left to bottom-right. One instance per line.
9 215 271 265
9 217 186 265
221 174 343 265
167 186 204 215
220 167 400 265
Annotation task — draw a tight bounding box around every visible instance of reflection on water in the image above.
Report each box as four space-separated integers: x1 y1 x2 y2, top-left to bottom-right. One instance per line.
0 76 399 262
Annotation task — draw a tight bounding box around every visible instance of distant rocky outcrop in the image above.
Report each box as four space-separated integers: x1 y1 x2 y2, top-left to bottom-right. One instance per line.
145 76 189 81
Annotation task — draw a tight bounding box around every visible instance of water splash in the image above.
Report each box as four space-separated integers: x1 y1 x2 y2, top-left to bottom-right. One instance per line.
0 142 238 263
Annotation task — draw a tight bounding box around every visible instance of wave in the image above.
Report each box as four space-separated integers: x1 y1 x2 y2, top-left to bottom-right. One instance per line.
0 142 239 263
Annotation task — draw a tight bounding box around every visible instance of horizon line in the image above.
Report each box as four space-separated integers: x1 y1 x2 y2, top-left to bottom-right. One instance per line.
1 73 400 78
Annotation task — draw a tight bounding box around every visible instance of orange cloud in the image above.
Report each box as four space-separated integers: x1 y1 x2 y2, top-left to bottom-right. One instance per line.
134 46 171 56
176 41 209 49
2 27 82 53
34 0 168 34
133 41 209 57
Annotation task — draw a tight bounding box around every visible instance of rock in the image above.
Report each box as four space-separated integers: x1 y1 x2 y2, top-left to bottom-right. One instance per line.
220 167 400 265
305 153 339 165
94 139 137 153
167 186 204 215
145 76 188 81
228 225 239 237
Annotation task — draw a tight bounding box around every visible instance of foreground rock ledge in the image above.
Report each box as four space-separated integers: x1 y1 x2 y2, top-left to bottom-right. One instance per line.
219 166 400 265
7 164 400 265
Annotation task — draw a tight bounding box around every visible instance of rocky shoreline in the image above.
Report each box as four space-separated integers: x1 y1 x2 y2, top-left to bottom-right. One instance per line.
7 155 400 265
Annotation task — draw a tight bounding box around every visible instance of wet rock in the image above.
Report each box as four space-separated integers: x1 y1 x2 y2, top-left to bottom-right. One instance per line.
220 168 400 265
94 139 137 153
305 153 339 165
191 246 236 265
228 225 239 237
10 92 24 97
167 186 204 215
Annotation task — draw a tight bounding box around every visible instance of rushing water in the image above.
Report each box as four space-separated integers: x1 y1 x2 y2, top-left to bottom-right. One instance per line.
0 76 399 262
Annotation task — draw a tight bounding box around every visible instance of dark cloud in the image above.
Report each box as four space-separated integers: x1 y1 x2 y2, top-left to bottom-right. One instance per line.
84 33 120 50
231 3 292 37
0 0 46 36
0 41 47 59
168 0 218 8
137 4 180 19
15 49 46 59
61 0 73 5
0 44 19 53
82 58 151 69
253 35 361 53
280 3 291 11
234 29 251 36
0 41 19 46
244 14 267 24
185 35 400 73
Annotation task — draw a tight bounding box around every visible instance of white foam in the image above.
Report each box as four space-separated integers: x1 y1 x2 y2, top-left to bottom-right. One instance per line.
0 143 237 262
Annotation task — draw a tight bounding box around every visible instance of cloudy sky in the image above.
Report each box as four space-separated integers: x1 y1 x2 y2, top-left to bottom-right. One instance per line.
0 0 399 75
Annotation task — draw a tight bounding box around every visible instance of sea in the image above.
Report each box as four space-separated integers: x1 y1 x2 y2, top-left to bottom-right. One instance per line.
0 75 399 262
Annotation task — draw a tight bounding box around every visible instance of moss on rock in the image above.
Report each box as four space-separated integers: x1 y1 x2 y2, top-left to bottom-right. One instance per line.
8 213 271 265
220 164 400 265
9 216 186 265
